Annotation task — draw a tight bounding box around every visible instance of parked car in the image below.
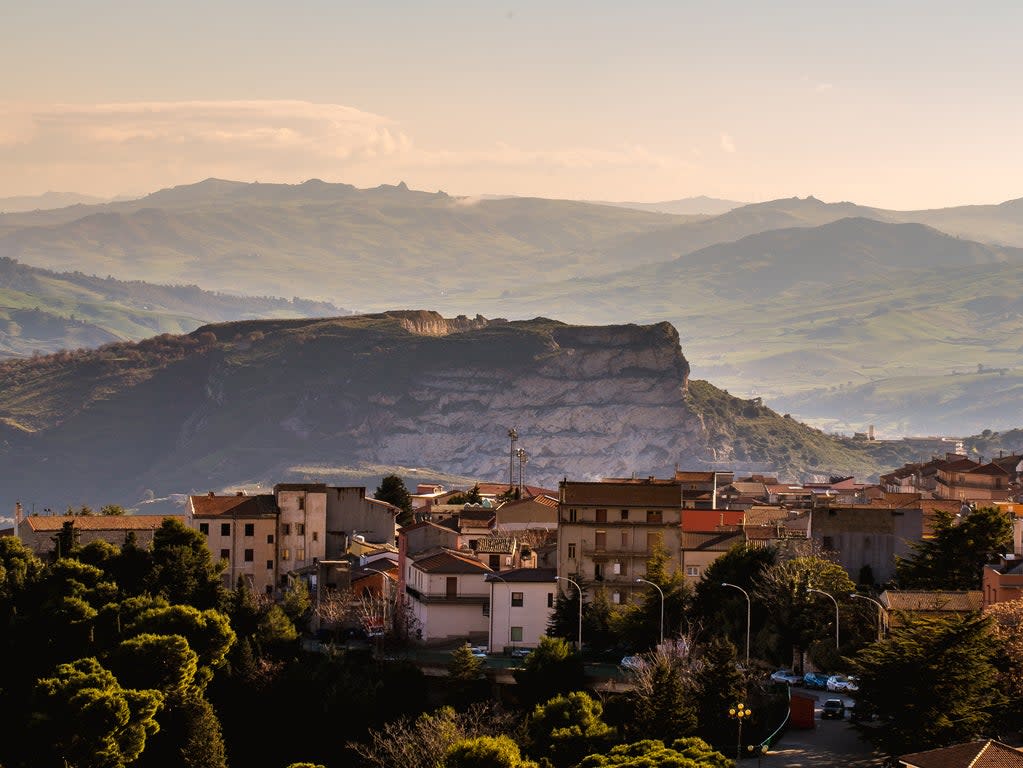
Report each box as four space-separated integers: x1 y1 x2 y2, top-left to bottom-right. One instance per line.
827 674 859 692
803 672 831 689
770 669 802 685
821 699 846 719
510 647 531 658
470 645 488 658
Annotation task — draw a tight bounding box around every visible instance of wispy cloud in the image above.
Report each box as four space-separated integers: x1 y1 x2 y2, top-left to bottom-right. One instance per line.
719 133 736 153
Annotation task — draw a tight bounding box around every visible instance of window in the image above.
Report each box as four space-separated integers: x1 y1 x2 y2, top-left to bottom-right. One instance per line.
686 566 699 577
281 523 291 536
595 530 606 550
312 531 318 542
297 496 305 511
243 523 254 536
613 561 625 575
568 508 577 522
612 591 621 604
822 536 834 551
595 508 607 523
221 523 231 536
567 543 577 559
266 560 274 570
646 533 658 552
511 591 524 607
199 523 209 535
296 548 305 562
621 531 629 548
265 585 273 595
220 548 230 561
297 523 306 536
281 548 290 561
510 626 523 642
489 554 500 569
547 592 554 608
446 577 458 598
244 549 254 562
646 510 662 523
594 563 604 581
620 509 629 521
266 534 274 544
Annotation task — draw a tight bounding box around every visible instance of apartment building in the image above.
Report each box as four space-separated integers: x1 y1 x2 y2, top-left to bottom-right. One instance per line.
188 492 279 593
557 477 683 606
273 484 328 580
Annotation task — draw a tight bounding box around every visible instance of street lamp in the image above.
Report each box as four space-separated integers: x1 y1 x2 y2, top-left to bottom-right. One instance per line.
849 593 888 641
487 572 514 652
721 582 751 665
808 588 840 649
636 578 665 647
555 576 583 649
728 702 752 762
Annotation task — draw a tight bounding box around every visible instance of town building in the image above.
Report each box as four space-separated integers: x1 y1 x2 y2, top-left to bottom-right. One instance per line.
982 555 1023 608
274 484 328 579
188 492 279 593
899 740 1023 768
880 589 983 628
404 547 492 644
486 567 557 653
14 510 185 558
810 505 923 584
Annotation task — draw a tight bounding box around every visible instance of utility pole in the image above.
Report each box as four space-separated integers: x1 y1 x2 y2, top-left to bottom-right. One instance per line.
507 428 518 492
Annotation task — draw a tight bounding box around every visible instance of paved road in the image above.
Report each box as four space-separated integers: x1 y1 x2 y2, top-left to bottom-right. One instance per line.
758 693 883 768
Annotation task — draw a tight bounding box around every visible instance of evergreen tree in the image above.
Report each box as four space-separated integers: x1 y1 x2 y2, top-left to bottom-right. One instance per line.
146 519 226 609
527 691 614 768
375 475 414 525
576 737 731 768
692 637 746 752
282 577 311 627
443 735 538 768
514 636 585 708
627 649 697 743
852 613 1002 756
448 643 484 681
896 506 1012 590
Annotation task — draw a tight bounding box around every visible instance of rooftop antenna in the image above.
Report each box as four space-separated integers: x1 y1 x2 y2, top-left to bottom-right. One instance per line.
516 448 529 498
508 428 518 491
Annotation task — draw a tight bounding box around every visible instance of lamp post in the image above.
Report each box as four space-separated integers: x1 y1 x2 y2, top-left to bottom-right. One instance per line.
636 577 665 647
849 593 888 641
728 702 752 762
555 576 583 649
488 572 513 652
808 588 840 649
721 582 751 665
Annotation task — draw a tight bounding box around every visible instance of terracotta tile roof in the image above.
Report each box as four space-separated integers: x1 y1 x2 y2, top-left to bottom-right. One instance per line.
881 590 983 613
726 482 768 497
412 548 493 574
473 482 556 498
486 567 557 583
744 506 790 526
900 740 1023 768
22 515 185 531
674 471 717 482
969 462 1012 476
682 530 743 550
872 492 923 508
938 458 981 472
189 494 278 518
458 508 497 523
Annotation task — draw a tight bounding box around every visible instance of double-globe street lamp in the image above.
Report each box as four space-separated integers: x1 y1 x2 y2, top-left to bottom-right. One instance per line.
808 588 840 649
635 577 665 647
721 582 751 665
555 576 583 649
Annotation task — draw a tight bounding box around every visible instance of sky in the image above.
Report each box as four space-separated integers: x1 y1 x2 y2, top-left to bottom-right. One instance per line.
2 1 1022 208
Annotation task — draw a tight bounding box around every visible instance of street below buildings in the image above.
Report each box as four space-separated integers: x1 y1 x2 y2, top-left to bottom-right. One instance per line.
759 693 882 768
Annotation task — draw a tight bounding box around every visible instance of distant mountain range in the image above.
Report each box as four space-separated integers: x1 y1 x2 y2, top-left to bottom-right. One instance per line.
0 191 118 213
588 195 745 216
2 178 1023 435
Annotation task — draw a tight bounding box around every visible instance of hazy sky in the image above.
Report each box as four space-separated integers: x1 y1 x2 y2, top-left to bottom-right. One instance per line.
2 1 1022 208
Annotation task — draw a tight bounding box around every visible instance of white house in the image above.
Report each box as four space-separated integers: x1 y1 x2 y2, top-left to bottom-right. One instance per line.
485 567 557 653
405 547 492 644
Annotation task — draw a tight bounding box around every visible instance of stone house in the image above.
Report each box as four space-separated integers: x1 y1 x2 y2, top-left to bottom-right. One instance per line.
15 512 184 558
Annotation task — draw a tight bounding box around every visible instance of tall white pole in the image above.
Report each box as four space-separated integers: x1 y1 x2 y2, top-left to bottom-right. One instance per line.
636 578 665 646
809 588 840 649
722 582 751 665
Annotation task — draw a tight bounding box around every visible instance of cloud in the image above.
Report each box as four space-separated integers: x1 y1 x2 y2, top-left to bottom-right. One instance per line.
719 133 736 153
815 83 833 92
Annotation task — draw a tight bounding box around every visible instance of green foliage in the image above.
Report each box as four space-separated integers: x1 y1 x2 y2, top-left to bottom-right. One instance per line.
101 504 127 516
527 692 614 768
109 633 199 699
692 543 776 657
896 506 1012 590
575 737 731 767
146 519 226 609
692 638 746 751
448 643 484 681
627 649 697 743
257 604 299 649
753 556 855 666
128 604 235 678
852 613 1001 756
618 535 690 648
282 577 311 627
178 695 229 768
30 657 163 768
514 636 586 708
375 474 414 525
443 735 538 768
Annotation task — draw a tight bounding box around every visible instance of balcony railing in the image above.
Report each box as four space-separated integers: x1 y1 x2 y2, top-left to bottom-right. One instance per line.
404 585 489 605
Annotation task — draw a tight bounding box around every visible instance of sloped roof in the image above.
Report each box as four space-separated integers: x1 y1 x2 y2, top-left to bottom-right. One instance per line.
412 548 493 574
682 530 743 551
726 482 768 497
881 590 983 612
486 567 557 583
22 515 185 531
475 537 516 554
900 740 1023 768
674 471 718 482
744 506 790 526
189 493 279 518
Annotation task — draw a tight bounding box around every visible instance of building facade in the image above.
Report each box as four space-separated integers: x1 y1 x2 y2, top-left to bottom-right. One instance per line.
486 567 557 653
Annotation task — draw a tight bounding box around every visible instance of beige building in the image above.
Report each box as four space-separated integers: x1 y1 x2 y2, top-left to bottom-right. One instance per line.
188 492 279 593
495 494 559 531
15 512 184 557
681 530 744 584
486 567 557 653
273 484 328 580
557 478 684 606
323 486 399 557
405 547 492 644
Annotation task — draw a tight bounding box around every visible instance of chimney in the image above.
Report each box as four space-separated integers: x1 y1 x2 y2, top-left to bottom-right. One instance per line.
236 491 244 497
208 491 215 497
14 501 23 524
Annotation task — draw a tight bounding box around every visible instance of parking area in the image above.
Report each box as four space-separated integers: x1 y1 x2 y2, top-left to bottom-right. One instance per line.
760 694 882 768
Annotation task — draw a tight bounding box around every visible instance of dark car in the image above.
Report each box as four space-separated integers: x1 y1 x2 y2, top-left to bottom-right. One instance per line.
821 699 845 720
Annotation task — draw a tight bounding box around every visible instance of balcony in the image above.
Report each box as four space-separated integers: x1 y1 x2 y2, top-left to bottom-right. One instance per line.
404 585 489 605
582 546 656 558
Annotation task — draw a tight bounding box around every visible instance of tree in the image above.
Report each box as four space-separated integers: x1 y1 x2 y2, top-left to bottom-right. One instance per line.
896 507 1012 590
177 694 229 768
127 604 235 684
514 636 585 707
753 556 855 669
448 643 484 681
29 657 163 768
108 633 199 699
852 613 1001 756
282 577 311 628
619 534 690 648
101 504 127 516
626 643 698 743
691 637 746 752
257 604 299 651
146 519 225 609
982 598 1023 725
443 735 538 768
375 475 414 525
527 692 613 768
692 543 776 654
575 738 731 768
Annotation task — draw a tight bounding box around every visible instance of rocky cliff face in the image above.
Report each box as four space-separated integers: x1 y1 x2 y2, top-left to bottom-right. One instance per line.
0 312 710 507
